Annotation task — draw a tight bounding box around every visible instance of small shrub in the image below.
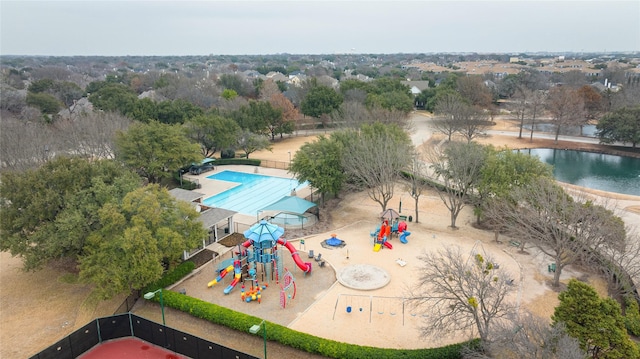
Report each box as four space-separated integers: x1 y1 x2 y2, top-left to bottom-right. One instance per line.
220 148 235 159
58 273 79 284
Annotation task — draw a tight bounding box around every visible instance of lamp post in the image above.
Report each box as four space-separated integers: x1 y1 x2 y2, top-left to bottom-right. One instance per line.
287 151 291 167
143 289 165 326
399 195 403 213
249 320 267 359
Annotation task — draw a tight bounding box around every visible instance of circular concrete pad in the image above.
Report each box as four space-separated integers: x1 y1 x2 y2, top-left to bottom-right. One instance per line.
337 264 391 290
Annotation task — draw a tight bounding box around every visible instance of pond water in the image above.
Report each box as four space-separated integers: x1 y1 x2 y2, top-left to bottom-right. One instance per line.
517 148 640 196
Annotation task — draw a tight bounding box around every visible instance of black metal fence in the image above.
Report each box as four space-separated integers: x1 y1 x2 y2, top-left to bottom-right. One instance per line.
29 313 257 359
113 291 140 315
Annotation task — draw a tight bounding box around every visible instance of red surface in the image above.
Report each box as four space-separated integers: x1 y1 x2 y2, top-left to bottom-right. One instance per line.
78 337 189 359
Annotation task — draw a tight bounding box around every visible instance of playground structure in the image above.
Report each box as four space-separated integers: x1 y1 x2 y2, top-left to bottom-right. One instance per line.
397 220 411 244
371 220 393 252
208 220 311 304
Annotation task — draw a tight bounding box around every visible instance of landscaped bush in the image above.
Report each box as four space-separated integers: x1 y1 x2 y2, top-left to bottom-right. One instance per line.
220 148 235 159
144 261 195 292
172 172 198 190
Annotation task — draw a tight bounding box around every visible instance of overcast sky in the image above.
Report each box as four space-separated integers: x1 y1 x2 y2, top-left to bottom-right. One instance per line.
1 1 638 56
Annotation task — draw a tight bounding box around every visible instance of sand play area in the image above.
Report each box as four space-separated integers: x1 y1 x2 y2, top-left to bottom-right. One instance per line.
2 113 639 357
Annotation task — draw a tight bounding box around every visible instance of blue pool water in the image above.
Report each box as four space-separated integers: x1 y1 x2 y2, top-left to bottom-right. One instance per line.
202 170 308 216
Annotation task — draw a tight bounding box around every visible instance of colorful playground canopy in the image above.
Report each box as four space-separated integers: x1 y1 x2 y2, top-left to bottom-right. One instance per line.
259 196 317 215
243 220 285 243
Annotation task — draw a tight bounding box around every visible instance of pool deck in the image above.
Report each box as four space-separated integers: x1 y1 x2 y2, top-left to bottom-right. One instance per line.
183 165 315 228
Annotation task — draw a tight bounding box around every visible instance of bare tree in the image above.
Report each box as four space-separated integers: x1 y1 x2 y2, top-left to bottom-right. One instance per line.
0 117 56 171
457 106 490 143
0 84 26 113
594 231 640 298
333 100 370 128
258 78 281 101
404 151 428 223
527 90 547 142
427 141 486 229
369 106 412 131
457 75 493 109
342 88 367 104
561 70 588 88
342 127 412 212
57 111 132 159
31 66 73 82
484 178 626 287
471 312 585 359
334 101 411 131
408 245 516 343
433 92 466 141
547 86 585 143
511 87 532 139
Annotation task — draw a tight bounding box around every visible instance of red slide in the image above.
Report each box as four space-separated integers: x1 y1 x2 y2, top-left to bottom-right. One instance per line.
277 238 312 274
383 241 393 249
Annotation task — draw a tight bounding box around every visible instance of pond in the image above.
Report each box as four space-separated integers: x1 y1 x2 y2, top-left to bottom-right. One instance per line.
517 148 640 196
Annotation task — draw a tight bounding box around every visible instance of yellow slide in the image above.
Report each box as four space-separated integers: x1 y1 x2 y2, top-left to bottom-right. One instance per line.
373 243 381 252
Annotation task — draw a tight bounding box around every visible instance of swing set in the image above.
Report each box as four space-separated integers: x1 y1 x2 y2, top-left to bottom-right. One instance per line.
332 294 416 325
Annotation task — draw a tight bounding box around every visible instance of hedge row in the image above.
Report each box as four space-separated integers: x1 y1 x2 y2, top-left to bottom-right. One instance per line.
144 261 195 292
160 290 476 359
213 158 261 166
143 262 478 359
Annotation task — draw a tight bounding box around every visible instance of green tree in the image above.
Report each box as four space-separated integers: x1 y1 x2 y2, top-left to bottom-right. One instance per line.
290 135 345 206
115 121 201 183
221 89 238 100
128 98 158 123
155 99 203 125
185 114 241 157
236 130 271 159
28 78 55 93
218 73 252 97
79 185 206 299
26 92 63 115
230 101 280 135
366 91 414 113
338 79 374 95
552 279 639 359
300 85 343 118
596 105 640 148
88 83 138 115
0 157 141 270
476 147 552 225
54 81 84 107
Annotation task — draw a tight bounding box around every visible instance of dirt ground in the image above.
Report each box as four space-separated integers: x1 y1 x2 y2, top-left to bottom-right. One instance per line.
1 113 638 357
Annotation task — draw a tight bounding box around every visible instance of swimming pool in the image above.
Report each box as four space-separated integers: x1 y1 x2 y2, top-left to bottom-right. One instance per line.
202 170 309 216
